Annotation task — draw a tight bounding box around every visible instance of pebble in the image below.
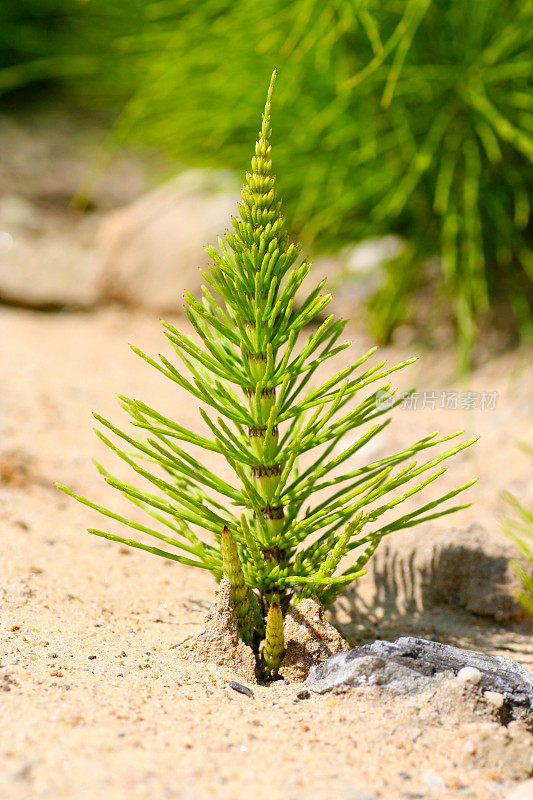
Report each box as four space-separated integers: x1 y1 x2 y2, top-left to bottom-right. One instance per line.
456 667 482 685
503 779 533 800
484 691 505 708
229 681 254 699
422 770 445 788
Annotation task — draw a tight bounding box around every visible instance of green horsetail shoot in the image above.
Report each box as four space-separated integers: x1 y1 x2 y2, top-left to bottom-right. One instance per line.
57 73 476 678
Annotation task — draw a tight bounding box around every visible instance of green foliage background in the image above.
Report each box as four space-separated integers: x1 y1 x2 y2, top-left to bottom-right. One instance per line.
2 0 533 367
503 443 533 616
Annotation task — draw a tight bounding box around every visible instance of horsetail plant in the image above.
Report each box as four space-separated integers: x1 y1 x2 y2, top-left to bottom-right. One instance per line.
57 72 477 678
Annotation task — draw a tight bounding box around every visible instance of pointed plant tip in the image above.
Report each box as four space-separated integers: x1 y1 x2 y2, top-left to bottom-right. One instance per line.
266 70 277 106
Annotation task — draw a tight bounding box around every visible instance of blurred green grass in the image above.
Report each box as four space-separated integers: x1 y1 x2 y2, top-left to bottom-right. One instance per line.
503 443 533 616
1 0 532 369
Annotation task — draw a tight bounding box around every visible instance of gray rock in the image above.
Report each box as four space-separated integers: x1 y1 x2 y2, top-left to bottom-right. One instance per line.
320 653 441 695
307 637 533 713
96 169 241 312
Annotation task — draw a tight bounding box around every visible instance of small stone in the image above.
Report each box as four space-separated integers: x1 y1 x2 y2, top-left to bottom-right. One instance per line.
457 667 482 685
14 762 33 782
229 681 254 699
484 691 505 708
503 779 533 800
296 689 310 700
422 770 445 788
88 655 97 660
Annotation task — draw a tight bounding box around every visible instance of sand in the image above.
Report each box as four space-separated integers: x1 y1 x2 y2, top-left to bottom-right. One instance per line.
2 305 533 800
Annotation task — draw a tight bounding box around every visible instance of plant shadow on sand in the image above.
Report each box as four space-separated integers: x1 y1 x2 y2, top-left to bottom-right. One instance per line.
329 544 533 669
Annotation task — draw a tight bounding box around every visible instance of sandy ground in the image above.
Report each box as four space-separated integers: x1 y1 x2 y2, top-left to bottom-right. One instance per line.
1 305 533 800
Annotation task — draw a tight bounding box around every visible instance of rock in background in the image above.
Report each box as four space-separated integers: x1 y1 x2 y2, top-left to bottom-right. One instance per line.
96 170 240 311
412 525 528 621
0 111 151 309
0 109 396 316
0 193 103 308
335 523 531 626
0 111 242 312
